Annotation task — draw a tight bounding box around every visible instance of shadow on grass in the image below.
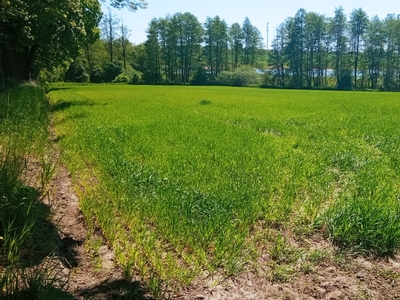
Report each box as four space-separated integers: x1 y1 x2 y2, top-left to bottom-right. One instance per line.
47 87 71 93
1 186 154 299
1 287 75 300
77 279 153 300
51 99 95 112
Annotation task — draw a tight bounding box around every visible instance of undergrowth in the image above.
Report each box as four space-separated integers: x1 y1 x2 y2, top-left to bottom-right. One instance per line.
0 85 66 299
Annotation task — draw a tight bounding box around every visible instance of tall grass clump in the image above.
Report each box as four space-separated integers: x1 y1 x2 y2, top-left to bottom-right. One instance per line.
0 85 63 298
324 195 400 256
321 160 400 256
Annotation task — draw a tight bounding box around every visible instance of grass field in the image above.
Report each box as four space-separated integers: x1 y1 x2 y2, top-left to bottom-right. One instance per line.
49 84 400 291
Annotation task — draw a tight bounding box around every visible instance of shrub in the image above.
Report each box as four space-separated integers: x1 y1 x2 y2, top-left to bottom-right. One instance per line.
103 61 124 83
191 67 209 85
142 70 162 84
129 70 143 84
113 73 130 83
322 194 400 256
90 66 104 83
215 66 261 87
337 71 352 90
199 99 212 105
64 62 89 83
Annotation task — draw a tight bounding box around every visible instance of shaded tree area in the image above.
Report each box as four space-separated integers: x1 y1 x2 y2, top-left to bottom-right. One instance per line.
0 0 146 88
268 7 400 91
0 0 101 85
42 6 146 84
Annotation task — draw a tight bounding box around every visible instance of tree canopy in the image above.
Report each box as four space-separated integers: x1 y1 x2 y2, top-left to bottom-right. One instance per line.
0 0 102 83
0 0 146 85
106 0 147 11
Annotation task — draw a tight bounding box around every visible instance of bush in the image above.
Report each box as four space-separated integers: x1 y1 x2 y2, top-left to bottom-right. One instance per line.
64 62 89 83
337 71 352 90
113 73 130 83
214 66 261 87
90 66 104 83
39 66 68 82
129 70 143 84
142 70 161 84
103 61 124 83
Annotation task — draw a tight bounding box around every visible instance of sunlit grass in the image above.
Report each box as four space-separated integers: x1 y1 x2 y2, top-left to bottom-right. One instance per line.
50 84 400 289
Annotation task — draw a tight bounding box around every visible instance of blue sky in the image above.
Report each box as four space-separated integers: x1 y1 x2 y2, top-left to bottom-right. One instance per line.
103 0 400 48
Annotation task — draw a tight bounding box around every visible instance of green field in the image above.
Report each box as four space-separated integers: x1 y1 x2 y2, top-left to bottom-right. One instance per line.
50 85 400 289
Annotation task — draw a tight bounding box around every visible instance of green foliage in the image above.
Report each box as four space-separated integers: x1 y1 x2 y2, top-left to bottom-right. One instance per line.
64 62 90 83
128 70 143 84
337 71 352 90
0 259 70 300
191 67 209 85
142 70 161 84
108 0 147 11
215 66 261 86
39 65 69 83
0 86 51 263
90 66 105 83
0 85 66 298
323 193 400 256
113 73 130 83
199 99 212 105
204 16 230 77
0 0 102 82
269 234 299 264
103 61 124 82
268 7 400 90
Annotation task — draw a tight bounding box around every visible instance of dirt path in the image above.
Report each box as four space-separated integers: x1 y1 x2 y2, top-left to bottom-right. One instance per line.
46 131 151 299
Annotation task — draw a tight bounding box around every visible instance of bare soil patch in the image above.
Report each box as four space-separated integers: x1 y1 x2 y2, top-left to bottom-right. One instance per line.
40 131 151 299
175 254 400 299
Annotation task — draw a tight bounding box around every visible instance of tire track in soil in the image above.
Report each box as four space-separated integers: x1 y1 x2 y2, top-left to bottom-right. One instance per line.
46 131 151 299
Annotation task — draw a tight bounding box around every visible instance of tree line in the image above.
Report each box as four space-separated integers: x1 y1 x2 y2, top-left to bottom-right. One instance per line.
66 7 400 91
142 14 265 84
65 12 266 86
3 1 400 91
268 7 400 90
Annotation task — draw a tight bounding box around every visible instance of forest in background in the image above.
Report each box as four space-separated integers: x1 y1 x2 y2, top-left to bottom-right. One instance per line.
2 1 400 90
52 7 400 91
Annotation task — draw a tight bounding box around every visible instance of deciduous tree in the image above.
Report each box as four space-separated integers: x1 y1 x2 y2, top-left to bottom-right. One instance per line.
0 0 102 82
